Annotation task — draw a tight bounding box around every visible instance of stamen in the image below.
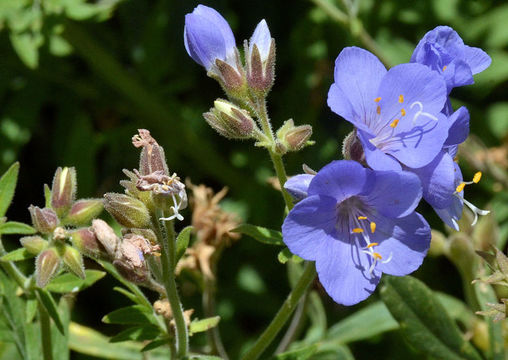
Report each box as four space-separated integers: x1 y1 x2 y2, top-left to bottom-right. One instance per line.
410 101 438 125
401 108 406 116
357 216 367 220
398 95 404 103
473 171 482 183
370 222 376 233
381 252 393 264
352 228 364 233
366 242 378 249
376 106 381 115
463 198 490 226
373 252 382 260
455 182 466 193
374 97 381 103
442 65 447 71
389 119 399 128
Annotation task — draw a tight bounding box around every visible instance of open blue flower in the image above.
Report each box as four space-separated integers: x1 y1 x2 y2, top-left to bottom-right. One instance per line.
328 47 449 171
282 160 430 305
411 26 491 93
184 5 237 71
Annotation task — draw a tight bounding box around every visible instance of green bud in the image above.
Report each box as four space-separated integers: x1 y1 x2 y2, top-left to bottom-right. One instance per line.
428 230 448 257
104 193 151 229
124 228 158 245
204 99 256 139
91 219 120 257
276 119 313 153
62 245 85 279
28 206 59 234
51 167 77 217
35 248 61 288
20 236 48 255
70 228 109 260
65 199 104 226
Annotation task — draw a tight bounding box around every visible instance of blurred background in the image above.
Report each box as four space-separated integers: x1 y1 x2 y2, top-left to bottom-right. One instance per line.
1 0 507 358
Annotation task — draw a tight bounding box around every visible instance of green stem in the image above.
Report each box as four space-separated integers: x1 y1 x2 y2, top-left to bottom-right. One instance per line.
240 262 316 360
38 300 53 360
0 237 28 289
156 214 188 359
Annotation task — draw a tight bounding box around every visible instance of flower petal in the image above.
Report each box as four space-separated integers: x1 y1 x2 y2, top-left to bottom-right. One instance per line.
284 174 314 201
445 106 469 146
282 195 337 261
249 19 272 61
434 162 464 231
411 26 465 65
316 236 381 306
357 130 403 171
363 169 422 218
308 160 374 201
463 45 491 75
192 5 236 53
373 212 430 276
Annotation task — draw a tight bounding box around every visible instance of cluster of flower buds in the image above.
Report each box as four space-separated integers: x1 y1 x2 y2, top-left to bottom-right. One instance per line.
22 167 104 287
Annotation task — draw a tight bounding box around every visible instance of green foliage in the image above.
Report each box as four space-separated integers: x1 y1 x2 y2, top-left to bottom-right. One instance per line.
232 224 284 246
35 288 65 335
45 269 106 293
0 221 36 235
189 316 221 336
176 225 193 262
0 247 35 262
0 162 19 217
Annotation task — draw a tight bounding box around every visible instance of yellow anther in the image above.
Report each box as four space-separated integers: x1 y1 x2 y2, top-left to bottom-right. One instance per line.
357 216 367 220
390 119 399 128
352 228 364 233
162 185 170 191
456 182 466 193
373 252 382 260
370 222 377 233
473 171 482 183
398 95 404 103
401 108 406 116
374 97 381 102
366 242 379 249
376 106 381 115
442 65 447 71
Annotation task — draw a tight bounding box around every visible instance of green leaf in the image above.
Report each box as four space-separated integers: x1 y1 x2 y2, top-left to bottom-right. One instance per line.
189 316 220 335
102 305 156 326
1 248 35 262
113 287 140 305
0 221 36 235
44 184 52 209
176 225 193 262
10 32 41 69
278 247 303 264
140 338 168 352
311 345 354 360
487 102 508 139
302 291 327 344
188 356 223 360
0 270 26 358
25 298 37 324
274 344 318 359
46 270 106 293
326 301 397 344
51 296 72 360
232 224 284 246
35 288 65 335
110 325 160 343
380 276 482 360
0 162 19 218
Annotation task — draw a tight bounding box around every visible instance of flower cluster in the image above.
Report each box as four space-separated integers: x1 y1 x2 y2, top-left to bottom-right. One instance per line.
283 26 491 305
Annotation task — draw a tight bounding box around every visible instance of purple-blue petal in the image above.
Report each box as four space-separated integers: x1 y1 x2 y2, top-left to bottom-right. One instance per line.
284 174 314 201
327 84 372 134
463 46 491 75
363 170 422 218
411 26 465 64
315 236 381 306
434 162 464 231
445 106 469 146
282 195 337 261
372 212 430 276
192 5 236 52
249 19 272 61
308 160 374 201
357 130 402 171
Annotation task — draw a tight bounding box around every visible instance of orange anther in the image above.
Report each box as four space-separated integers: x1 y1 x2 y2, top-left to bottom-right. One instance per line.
456 182 466 193
366 242 379 249
473 172 482 183
398 95 404 103
352 228 364 233
374 97 382 102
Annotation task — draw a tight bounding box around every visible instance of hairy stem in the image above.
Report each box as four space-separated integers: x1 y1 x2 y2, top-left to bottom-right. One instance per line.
240 262 316 360
156 214 188 359
0 237 28 288
38 299 53 360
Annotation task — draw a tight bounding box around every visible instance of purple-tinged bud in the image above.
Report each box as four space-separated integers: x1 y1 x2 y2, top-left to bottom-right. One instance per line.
132 129 169 176
61 245 85 279
51 167 77 217
276 119 313 153
20 236 48 255
65 199 104 226
70 228 109 260
35 248 61 288
203 99 256 139
342 130 365 164
247 19 276 94
91 219 120 257
104 193 151 229
29 206 59 234
113 236 151 284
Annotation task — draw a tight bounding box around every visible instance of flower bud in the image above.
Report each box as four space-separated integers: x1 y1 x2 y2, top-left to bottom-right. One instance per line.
247 19 276 94
276 119 313 152
35 247 61 288
65 199 104 226
62 245 85 279
29 206 59 234
204 99 256 139
104 193 151 229
51 167 77 217
20 236 48 255
113 237 150 284
124 228 158 245
132 129 169 176
91 219 120 257
342 130 365 163
70 227 109 260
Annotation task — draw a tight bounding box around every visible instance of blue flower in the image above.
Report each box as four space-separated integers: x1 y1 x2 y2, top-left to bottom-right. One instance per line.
282 160 430 305
328 47 449 171
248 19 272 63
184 5 237 71
411 26 491 93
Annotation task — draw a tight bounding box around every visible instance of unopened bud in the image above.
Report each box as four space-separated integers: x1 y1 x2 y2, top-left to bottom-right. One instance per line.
276 119 313 152
62 245 85 279
132 129 170 176
51 167 77 217
204 100 255 139
215 55 247 98
29 206 59 234
124 228 158 245
65 199 103 226
91 219 120 257
20 236 48 255
36 248 61 288
342 130 365 163
154 299 172 318
104 193 151 229
70 228 109 259
247 20 275 94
